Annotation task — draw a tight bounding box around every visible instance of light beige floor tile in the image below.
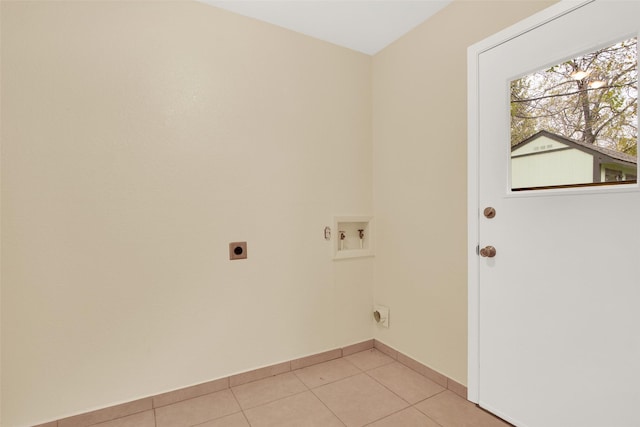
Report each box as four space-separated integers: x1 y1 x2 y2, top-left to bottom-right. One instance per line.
92 410 155 427
294 358 361 388
155 389 240 427
415 390 511 427
231 372 307 409
368 362 445 404
367 407 441 427
59 398 152 427
194 412 250 427
344 349 395 371
313 373 408 427
244 391 344 427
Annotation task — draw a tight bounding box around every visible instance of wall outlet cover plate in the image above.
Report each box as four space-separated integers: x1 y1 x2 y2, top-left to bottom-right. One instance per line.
229 242 247 260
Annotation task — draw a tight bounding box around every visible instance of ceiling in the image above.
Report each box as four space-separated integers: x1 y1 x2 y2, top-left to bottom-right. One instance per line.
200 0 452 55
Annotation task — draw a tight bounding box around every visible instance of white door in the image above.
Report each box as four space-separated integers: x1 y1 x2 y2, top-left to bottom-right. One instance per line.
472 2 640 426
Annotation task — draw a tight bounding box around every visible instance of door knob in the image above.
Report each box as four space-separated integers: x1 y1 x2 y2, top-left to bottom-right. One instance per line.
480 246 496 258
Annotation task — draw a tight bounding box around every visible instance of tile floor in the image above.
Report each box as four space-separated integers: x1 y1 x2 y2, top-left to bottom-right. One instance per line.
81 349 511 427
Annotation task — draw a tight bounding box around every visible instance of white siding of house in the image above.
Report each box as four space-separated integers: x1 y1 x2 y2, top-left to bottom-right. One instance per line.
511 134 568 156
511 148 593 188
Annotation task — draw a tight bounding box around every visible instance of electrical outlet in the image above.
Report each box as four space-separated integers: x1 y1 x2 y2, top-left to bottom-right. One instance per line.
229 242 247 260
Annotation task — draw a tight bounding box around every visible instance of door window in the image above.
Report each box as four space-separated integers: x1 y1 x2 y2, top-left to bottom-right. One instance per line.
510 37 637 191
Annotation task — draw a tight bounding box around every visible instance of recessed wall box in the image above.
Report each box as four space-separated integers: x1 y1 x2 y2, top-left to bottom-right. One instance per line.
333 216 374 259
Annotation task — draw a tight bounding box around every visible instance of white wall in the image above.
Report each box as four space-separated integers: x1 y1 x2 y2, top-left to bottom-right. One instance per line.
372 0 557 385
0 2 372 425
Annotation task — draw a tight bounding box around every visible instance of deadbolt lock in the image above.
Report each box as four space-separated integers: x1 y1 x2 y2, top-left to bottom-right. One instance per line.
483 207 496 219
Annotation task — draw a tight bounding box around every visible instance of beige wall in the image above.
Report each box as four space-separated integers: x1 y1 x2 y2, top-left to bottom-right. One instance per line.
0 2 372 425
372 0 556 385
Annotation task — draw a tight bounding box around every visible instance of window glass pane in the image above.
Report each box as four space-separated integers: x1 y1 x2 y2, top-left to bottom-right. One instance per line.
511 37 637 191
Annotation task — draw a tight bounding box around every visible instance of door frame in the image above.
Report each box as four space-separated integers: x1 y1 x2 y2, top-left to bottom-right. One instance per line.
466 0 593 404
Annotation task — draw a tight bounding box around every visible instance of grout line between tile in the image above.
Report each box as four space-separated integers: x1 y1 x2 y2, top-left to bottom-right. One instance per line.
361 404 444 427
334 371 416 426
340 355 362 372
415 408 445 427
360 406 404 426
240 410 252 427
228 386 243 412
308 387 348 427
411 389 450 427
85 409 154 427
411 388 450 420
362 370 412 407
413 388 448 404
232 373 311 412
189 409 245 427
292 358 364 390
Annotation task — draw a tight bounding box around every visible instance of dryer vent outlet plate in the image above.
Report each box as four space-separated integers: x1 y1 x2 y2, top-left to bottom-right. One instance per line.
373 305 389 328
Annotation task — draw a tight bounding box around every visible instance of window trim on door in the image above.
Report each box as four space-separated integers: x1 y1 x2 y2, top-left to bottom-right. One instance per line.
466 0 594 404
